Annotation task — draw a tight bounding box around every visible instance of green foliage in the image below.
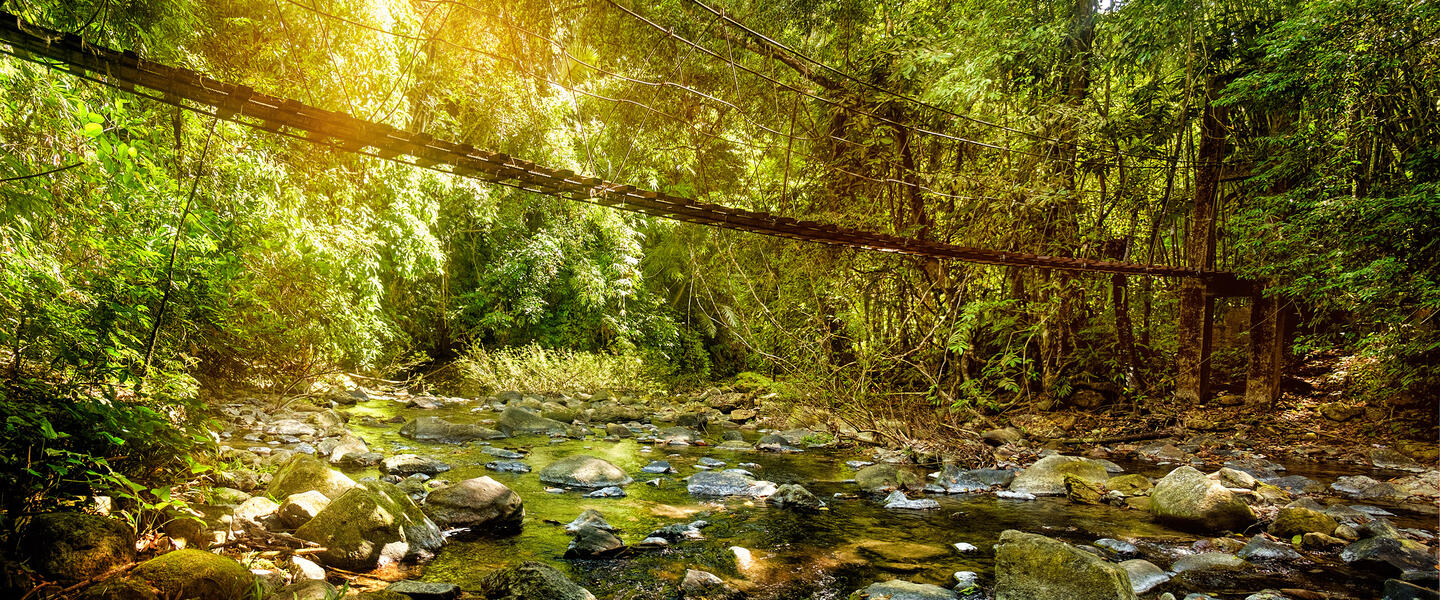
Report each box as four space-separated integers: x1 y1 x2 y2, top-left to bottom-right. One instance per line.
449 343 662 396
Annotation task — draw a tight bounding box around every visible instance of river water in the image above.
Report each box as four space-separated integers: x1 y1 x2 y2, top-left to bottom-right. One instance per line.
331 397 1437 599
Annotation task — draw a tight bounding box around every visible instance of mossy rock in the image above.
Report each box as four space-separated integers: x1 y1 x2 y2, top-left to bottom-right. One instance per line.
1149 466 1255 532
294 481 442 570
77 577 160 600
1009 455 1110 496
1106 474 1153 496
1268 507 1338 538
854 464 924 492
994 530 1137 600
21 512 136 582
478 561 596 600
130 549 255 600
269 454 357 500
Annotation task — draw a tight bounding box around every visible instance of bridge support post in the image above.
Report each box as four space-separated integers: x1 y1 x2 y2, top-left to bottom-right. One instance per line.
1175 281 1214 403
1244 285 1289 406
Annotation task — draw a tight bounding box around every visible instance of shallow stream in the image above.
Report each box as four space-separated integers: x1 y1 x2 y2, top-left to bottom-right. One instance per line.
331 397 1436 599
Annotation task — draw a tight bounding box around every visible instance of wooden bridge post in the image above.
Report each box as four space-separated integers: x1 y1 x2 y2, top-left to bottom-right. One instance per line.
1175 283 1215 403
1244 285 1289 405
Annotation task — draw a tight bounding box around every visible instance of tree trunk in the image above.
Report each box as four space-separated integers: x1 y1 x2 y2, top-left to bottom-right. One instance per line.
1175 82 1229 404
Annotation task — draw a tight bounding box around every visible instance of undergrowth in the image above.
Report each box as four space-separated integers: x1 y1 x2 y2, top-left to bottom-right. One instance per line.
443 343 665 396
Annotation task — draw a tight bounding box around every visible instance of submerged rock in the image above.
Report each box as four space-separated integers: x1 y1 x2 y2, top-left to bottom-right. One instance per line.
423 476 523 532
883 490 940 510
1149 466 1256 531
1268 506 1338 538
857 541 952 563
1237 535 1303 562
687 469 776 497
994 530 1136 600
565 525 625 558
539 455 632 488
21 512 136 582
1171 552 1244 573
770 483 825 510
858 579 959 600
485 461 531 474
497 407 568 436
477 561 596 600
1119 559 1169 594
1008 455 1110 496
641 460 676 474
294 481 443 570
400 416 505 442
856 464 925 493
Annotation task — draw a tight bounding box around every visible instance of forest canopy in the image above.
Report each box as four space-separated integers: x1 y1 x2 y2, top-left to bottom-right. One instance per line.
0 0 1435 519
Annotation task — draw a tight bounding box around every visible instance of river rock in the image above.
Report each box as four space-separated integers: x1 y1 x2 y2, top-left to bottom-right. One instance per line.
856 463 925 492
328 435 369 464
565 509 617 534
1009 455 1110 496
1150 466 1256 531
605 423 634 437
983 427 1023 445
232 496 280 529
265 579 336 600
477 561 596 600
1371 448 1426 472
269 454 358 500
1106 474 1153 496
1266 475 1324 495
1065 474 1104 504
1237 535 1303 561
859 579 960 600
497 407 568 436
857 540 952 562
1095 538 1139 559
401 416 505 442
386 580 460 600
1120 559 1169 594
482 447 525 459
935 465 1012 493
659 426 703 445
423 476 523 532
486 461 531 473
642 460 676 473
294 481 443 570
1341 536 1435 575
21 512 136 582
1171 552 1244 572
130 549 255 600
1385 579 1440 600
1268 506 1338 537
688 469 776 497
564 524 625 558
585 486 625 498
884 490 940 509
539 455 632 488
770 483 825 510
382 454 452 477
994 530 1137 600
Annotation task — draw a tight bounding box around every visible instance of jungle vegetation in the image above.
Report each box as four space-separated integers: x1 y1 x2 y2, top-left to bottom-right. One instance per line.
0 0 1435 527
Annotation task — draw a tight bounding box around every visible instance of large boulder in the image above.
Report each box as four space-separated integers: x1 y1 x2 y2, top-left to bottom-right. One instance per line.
423 476 524 532
539 455 632 488
1008 455 1110 496
130 549 255 600
269 454 358 500
497 407 568 436
21 513 135 582
400 416 505 443
478 561 597 600
994 530 1137 600
855 464 924 493
1149 466 1256 531
688 469 777 497
294 481 444 570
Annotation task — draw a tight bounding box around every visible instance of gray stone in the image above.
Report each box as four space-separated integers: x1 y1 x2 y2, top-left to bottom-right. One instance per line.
584 486 626 498
1342 536 1436 575
539 455 632 488
387 580 460 600
1150 466 1256 531
1385 579 1440 600
482 447 525 459
1009 455 1110 496
856 463 925 492
1237 535 1303 561
641 460 676 474
497 407 568 436
328 435 369 465
860 579 960 600
564 509 616 534
265 579 335 600
994 530 1137 600
770 483 825 510
423 476 523 532
477 561 596 600
1371 448 1426 472
290 555 326 581
1119 559 1169 594
401 416 505 443
1171 552 1244 573
275 490 331 528
381 454 451 477
982 427 1023 445
884 490 940 509
564 525 625 558
688 469 776 497
294 481 443 570
1094 538 1139 559
485 461 531 473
